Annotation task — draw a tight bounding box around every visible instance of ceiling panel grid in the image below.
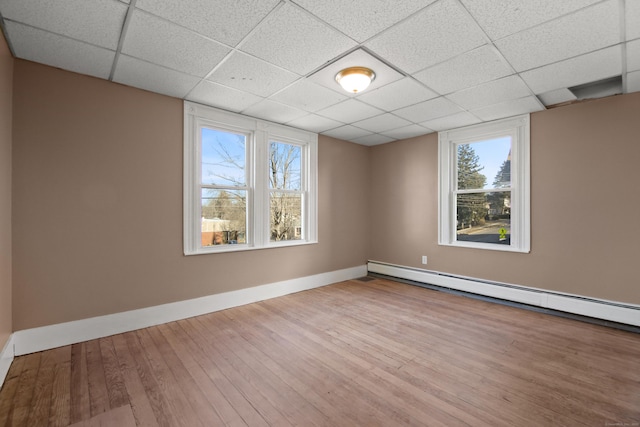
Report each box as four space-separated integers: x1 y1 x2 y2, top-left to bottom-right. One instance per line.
0 0 636 146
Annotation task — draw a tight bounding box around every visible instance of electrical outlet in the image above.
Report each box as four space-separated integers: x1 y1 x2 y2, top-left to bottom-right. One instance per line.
421 255 428 265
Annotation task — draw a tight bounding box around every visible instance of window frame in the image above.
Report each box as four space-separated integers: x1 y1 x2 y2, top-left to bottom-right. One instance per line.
267 138 307 244
438 114 530 253
184 102 318 255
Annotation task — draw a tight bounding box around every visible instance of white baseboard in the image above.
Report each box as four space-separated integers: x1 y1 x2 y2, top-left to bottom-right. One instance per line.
12 265 367 356
0 334 14 387
368 261 640 327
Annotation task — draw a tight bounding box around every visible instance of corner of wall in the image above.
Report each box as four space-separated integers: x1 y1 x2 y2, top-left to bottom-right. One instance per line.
0 27 14 353
0 334 14 388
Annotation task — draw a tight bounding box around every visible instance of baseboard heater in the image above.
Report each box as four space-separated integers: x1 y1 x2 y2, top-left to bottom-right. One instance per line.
367 260 640 330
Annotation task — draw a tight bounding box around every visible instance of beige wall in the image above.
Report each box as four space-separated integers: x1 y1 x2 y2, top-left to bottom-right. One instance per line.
12 60 370 330
370 92 640 305
9 56 640 331
0 32 13 350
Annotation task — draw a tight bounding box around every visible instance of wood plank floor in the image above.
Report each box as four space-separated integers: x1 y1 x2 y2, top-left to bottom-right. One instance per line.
0 277 639 426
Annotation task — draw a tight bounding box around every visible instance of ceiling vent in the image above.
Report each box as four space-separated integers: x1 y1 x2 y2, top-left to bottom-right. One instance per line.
568 76 622 101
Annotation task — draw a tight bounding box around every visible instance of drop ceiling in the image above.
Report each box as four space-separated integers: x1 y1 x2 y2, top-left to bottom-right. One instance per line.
0 0 638 146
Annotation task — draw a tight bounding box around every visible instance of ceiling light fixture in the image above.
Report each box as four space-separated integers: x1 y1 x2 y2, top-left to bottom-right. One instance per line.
335 67 376 94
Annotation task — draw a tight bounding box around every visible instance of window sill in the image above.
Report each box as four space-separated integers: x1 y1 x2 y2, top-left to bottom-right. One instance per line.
438 241 530 253
184 239 318 256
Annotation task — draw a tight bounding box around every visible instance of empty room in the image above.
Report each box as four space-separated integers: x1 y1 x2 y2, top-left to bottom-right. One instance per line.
0 0 639 425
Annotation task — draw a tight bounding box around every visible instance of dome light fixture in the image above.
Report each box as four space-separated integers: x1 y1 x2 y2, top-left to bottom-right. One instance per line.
335 67 376 94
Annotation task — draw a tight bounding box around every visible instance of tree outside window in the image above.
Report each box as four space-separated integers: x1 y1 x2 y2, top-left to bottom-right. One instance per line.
439 115 530 253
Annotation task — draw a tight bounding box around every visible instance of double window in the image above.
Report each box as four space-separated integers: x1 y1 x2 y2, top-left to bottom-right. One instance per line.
184 102 317 255
438 115 530 253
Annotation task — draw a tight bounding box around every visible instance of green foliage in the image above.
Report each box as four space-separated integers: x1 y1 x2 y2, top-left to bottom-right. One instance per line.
456 144 488 228
457 144 486 190
493 159 511 188
487 159 511 218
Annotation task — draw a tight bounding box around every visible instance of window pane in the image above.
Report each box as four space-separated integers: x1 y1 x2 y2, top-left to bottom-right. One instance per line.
201 189 246 246
270 192 302 242
457 136 511 190
456 192 511 245
202 128 246 186
269 141 301 190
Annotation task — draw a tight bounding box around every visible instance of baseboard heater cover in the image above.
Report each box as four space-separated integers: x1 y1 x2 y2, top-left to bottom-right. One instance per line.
367 261 640 328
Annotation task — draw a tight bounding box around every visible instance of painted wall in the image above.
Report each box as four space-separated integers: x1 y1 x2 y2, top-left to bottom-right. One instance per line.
370 92 640 305
0 32 13 351
12 60 370 330
9 56 640 331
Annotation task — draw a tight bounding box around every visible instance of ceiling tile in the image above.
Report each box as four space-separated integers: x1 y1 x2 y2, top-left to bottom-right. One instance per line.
627 0 640 41
460 0 602 40
186 81 263 112
292 0 437 43
393 97 463 122
135 0 280 47
0 0 127 49
520 46 622 94
471 96 544 122
308 49 403 96
5 22 115 79
627 70 640 93
352 114 412 133
495 0 621 72
537 88 578 106
365 0 486 74
286 114 344 133
356 77 439 111
445 75 532 110
207 52 299 98
316 99 384 123
322 125 373 141
242 99 307 124
628 39 640 72
122 11 230 77
240 3 357 75
413 45 513 94
269 80 348 113
113 55 201 98
1 0 633 147
351 134 396 146
420 112 481 132
381 124 433 139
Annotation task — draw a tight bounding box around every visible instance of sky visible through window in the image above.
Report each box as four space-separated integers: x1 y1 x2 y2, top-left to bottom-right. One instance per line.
465 136 511 189
270 141 301 191
201 128 246 186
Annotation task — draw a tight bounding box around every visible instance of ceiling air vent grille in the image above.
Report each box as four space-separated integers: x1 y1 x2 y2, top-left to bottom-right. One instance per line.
568 76 622 101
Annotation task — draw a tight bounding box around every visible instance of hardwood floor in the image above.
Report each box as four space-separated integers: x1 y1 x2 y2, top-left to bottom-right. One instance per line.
0 277 638 426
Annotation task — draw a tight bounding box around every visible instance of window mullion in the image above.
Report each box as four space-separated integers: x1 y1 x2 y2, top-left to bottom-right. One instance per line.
253 128 268 248
455 188 512 195
269 188 303 195
201 184 249 191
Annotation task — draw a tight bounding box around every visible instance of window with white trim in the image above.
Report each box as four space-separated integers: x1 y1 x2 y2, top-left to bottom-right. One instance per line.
184 102 317 255
439 115 530 253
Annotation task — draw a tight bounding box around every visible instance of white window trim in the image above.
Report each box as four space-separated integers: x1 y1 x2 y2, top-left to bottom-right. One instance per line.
184 102 318 255
438 114 530 253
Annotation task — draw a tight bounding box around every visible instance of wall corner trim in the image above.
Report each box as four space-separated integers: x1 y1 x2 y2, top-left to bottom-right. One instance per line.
0 334 15 389
367 261 640 327
12 265 367 356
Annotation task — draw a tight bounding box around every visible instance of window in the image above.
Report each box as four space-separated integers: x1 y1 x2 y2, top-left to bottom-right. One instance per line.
269 140 303 242
438 115 530 253
184 102 317 255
